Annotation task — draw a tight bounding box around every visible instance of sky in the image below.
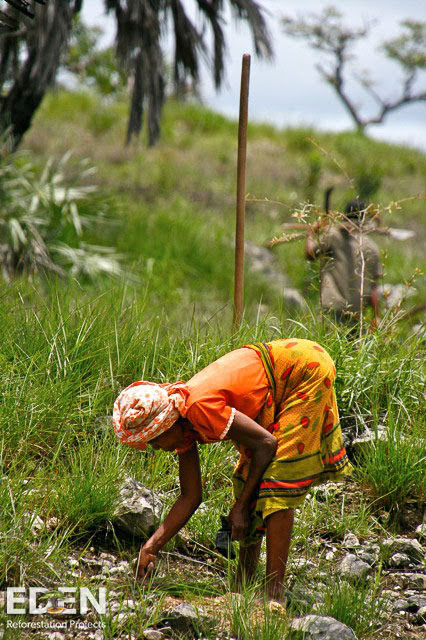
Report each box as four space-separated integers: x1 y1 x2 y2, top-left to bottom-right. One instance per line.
83 0 426 151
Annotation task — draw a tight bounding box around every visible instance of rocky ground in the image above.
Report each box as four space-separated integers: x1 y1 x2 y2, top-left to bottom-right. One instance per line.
1 476 424 640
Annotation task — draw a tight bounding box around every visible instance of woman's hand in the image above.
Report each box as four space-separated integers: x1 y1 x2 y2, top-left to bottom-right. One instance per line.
134 547 157 581
227 501 250 541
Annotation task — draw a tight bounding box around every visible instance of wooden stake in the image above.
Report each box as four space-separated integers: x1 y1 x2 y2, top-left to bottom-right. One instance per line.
233 54 250 331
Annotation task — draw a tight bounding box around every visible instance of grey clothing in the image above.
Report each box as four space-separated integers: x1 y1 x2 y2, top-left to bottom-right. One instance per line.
315 226 381 316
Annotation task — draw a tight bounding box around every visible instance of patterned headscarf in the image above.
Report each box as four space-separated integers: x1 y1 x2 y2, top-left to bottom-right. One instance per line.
113 381 189 450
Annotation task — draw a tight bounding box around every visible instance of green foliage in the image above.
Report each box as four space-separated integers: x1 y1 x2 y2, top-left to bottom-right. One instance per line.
318 573 385 638
48 437 124 536
1 91 424 638
355 408 426 524
383 20 426 69
0 150 125 281
63 15 128 97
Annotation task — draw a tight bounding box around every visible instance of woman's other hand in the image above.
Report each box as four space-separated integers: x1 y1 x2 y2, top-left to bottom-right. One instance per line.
227 502 249 541
134 547 157 580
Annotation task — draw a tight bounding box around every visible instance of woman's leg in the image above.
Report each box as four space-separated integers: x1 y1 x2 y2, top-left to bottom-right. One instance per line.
265 508 294 601
235 539 262 589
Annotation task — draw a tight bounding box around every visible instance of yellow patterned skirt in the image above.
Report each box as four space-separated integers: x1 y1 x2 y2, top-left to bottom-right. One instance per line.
232 338 353 546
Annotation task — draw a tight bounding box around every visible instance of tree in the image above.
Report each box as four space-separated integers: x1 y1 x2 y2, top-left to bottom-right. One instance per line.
282 6 426 134
0 0 273 150
63 15 128 97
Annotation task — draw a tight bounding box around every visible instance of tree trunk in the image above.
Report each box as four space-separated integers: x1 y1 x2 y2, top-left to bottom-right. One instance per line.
0 1 78 150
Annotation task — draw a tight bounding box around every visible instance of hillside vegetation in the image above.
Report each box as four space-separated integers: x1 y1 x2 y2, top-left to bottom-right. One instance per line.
0 90 424 640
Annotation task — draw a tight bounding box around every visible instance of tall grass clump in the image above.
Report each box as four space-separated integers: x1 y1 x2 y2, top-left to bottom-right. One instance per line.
44 434 125 537
318 572 386 638
355 407 426 525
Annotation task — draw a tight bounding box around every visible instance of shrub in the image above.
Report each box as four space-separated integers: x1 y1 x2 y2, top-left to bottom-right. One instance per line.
0 150 125 281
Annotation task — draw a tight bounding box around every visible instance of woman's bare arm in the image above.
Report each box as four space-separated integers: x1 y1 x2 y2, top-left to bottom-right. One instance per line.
136 444 202 577
227 410 277 540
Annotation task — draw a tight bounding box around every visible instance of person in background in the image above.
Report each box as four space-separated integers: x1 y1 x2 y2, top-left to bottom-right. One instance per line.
305 199 381 330
113 338 352 603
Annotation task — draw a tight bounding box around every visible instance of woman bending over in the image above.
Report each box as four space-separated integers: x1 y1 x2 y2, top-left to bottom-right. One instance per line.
113 338 352 601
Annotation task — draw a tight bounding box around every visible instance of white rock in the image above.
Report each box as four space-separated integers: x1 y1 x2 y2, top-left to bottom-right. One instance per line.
289 615 358 639
389 553 412 569
143 630 164 640
109 601 121 614
416 523 426 539
405 574 426 591
113 476 164 537
383 538 424 562
343 533 360 548
45 516 59 530
338 554 371 581
67 557 79 567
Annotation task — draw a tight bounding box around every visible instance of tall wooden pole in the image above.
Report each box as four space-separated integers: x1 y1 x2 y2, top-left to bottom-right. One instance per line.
233 53 250 331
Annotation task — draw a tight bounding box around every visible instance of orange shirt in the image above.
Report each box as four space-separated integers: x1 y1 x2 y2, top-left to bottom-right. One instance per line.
176 347 269 454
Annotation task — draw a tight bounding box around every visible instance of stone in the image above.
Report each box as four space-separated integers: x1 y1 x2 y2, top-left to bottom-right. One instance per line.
47 634 65 640
109 601 121 614
405 574 426 591
379 283 416 309
112 476 164 538
357 552 376 566
81 557 104 569
358 542 379 566
407 595 426 612
389 553 411 568
143 630 164 640
415 606 426 624
283 288 307 310
416 523 426 539
382 538 424 563
22 511 45 535
288 615 358 639
342 533 359 548
45 516 59 530
285 585 319 611
102 561 129 576
292 557 317 571
351 426 387 458
243 241 306 310
311 483 341 501
338 554 371 581
392 599 410 612
158 602 209 635
67 557 79 567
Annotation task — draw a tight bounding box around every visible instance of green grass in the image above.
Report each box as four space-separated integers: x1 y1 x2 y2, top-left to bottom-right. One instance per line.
318 571 386 638
0 89 424 638
355 408 426 526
